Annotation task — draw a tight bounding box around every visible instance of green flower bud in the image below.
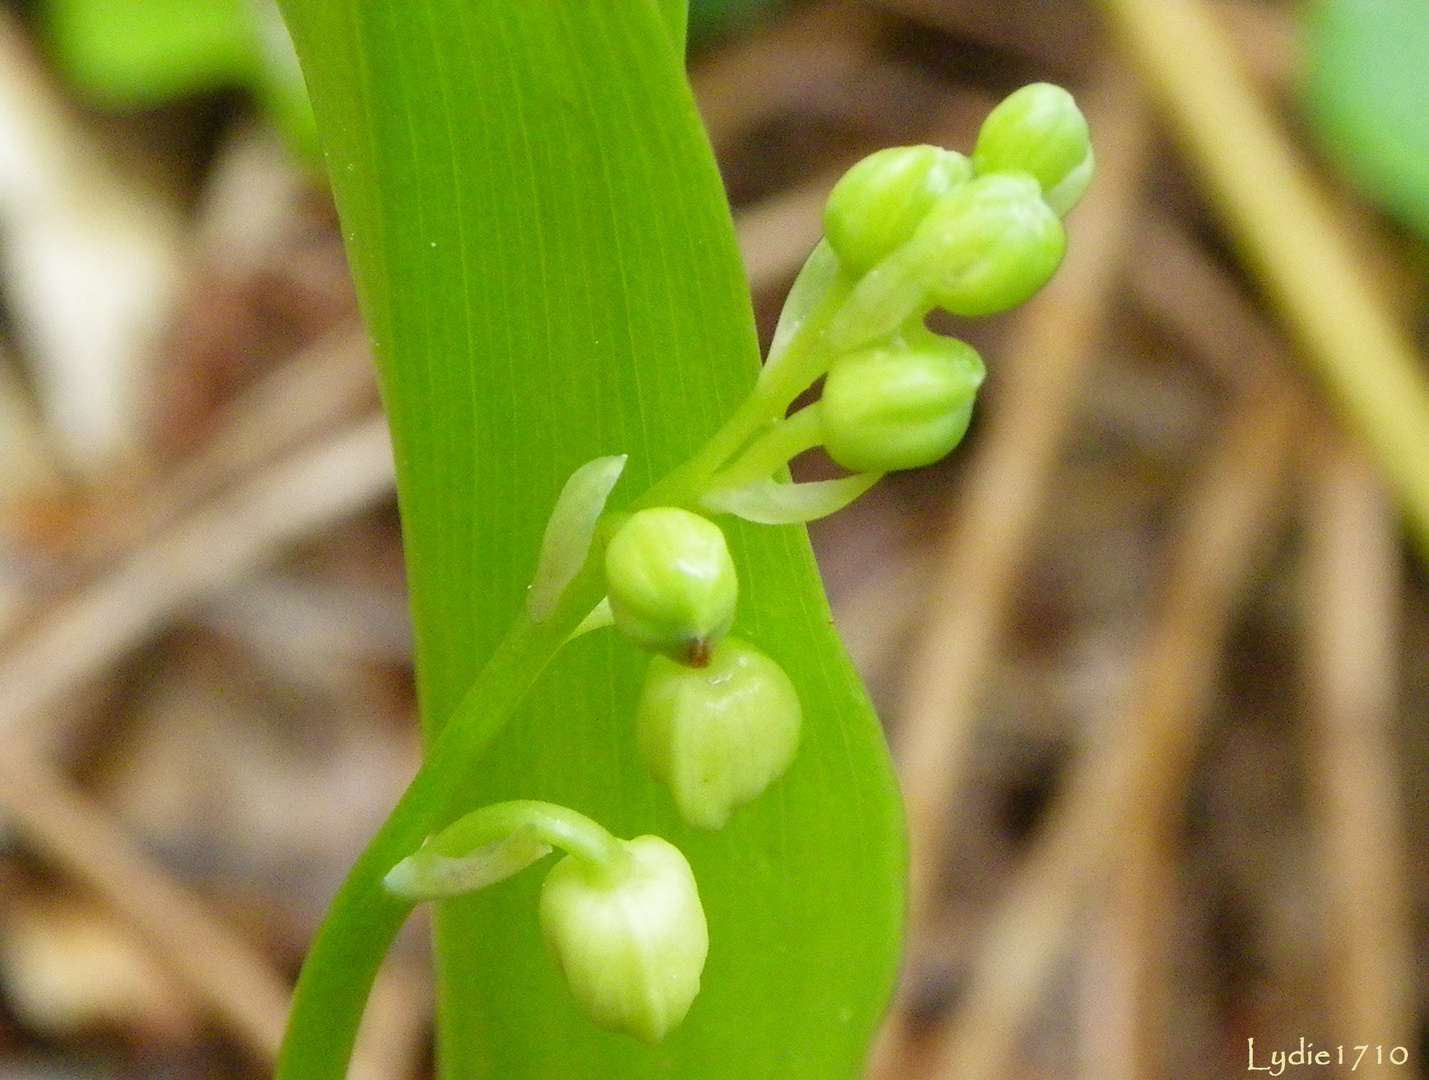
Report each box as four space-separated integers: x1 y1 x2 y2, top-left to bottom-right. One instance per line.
637 636 802 830
539 834 708 1044
819 335 984 473
972 82 1093 215
605 507 737 666
824 145 973 277
911 171 1065 318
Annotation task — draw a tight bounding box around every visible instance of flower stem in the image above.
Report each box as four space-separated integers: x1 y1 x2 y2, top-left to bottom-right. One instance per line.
641 269 853 510
426 800 631 881
275 565 607 1080
707 404 824 493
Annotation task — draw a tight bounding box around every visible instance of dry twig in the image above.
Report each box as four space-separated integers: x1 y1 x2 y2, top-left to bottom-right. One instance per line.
866 64 1151 1080
0 751 292 1062
0 415 394 757
1302 435 1414 1051
0 417 397 1064
924 379 1301 1080
1098 0 1429 558
892 69 1150 933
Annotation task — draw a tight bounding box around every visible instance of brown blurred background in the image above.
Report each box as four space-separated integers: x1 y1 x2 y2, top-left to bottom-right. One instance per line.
0 0 1426 1077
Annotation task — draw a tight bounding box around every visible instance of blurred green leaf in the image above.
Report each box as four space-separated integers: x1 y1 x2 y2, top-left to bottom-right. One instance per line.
1303 0 1429 239
45 0 257 105
44 0 317 159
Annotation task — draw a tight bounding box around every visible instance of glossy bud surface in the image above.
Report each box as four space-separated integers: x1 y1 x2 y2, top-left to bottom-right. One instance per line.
539 835 708 1044
637 636 803 830
605 507 737 665
820 335 983 473
824 145 972 277
913 171 1065 318
972 82 1093 215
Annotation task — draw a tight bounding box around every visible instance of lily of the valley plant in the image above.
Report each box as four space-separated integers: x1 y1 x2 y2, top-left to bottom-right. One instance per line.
275 0 1090 1074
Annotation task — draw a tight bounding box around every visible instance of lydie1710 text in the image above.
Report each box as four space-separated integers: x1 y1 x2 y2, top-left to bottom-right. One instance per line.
1248 1038 1409 1073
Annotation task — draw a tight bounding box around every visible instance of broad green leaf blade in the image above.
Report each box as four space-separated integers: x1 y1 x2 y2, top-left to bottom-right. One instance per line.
1303 0 1429 240
277 1 904 1078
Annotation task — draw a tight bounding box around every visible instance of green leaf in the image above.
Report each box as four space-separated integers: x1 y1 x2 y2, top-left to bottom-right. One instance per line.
45 0 259 105
658 0 689 54
276 1 905 1079
1303 0 1429 240
43 0 319 161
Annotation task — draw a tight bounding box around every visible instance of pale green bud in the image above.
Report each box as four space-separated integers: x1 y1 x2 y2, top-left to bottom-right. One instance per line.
972 82 1093 215
824 145 973 277
637 636 802 830
912 171 1065 318
605 508 738 666
819 335 984 473
539 834 708 1044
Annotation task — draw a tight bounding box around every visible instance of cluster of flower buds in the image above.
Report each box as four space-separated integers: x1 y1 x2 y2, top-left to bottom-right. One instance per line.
813 82 1091 470
697 83 1094 525
500 481 802 1040
389 81 1091 1049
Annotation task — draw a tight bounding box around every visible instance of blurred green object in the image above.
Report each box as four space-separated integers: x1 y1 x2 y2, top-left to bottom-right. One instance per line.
46 0 256 103
43 0 318 160
43 0 771 149
1303 0 1429 240
687 0 780 44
